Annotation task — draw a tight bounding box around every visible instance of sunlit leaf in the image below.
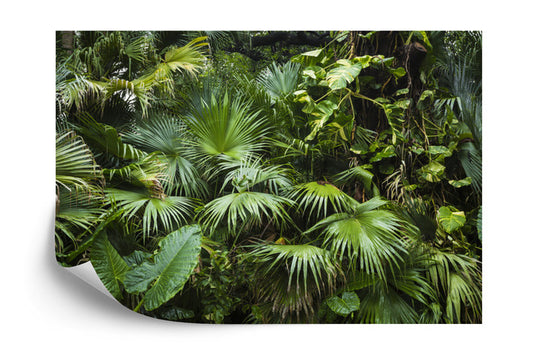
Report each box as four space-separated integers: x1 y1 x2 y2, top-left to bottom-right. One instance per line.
448 177 472 188
326 60 362 90
438 206 466 233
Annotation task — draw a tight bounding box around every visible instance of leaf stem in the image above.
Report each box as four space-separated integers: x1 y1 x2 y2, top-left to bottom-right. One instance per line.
133 297 145 312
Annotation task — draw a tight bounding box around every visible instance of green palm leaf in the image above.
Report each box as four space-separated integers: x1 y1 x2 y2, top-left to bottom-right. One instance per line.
56 67 107 112
183 92 269 166
56 131 103 191
257 61 301 100
74 114 145 163
288 181 356 221
248 242 342 321
220 155 293 195
55 189 104 246
334 165 379 197
426 248 481 323
123 225 202 311
160 36 207 75
105 188 196 240
358 279 418 323
123 114 206 197
308 198 406 280
200 191 294 236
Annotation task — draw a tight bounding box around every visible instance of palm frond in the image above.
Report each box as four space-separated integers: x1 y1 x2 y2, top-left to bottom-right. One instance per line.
247 242 343 321
257 61 301 100
56 131 103 192
199 191 294 237
426 248 482 323
122 114 207 197
73 113 145 166
358 279 418 323
308 198 407 281
105 188 196 241
220 155 294 195
288 181 357 221
183 92 269 168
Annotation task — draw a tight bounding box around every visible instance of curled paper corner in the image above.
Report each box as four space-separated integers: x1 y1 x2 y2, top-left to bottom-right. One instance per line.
65 262 115 300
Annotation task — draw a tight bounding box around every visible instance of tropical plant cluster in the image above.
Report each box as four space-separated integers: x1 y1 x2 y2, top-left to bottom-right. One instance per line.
55 30 482 323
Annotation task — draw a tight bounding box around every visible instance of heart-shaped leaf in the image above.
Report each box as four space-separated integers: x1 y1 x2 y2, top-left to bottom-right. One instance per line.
326 60 362 90
448 177 472 188
438 206 466 233
326 292 360 317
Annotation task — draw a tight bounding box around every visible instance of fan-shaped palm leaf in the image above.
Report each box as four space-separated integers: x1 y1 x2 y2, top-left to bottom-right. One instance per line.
357 279 418 323
288 181 356 221
73 114 145 166
138 36 208 98
257 61 301 100
308 197 407 281
56 129 107 258
56 131 103 191
105 188 196 240
55 188 104 236
220 155 293 195
199 191 294 236
426 248 481 323
247 242 342 321
123 114 207 197
183 92 269 168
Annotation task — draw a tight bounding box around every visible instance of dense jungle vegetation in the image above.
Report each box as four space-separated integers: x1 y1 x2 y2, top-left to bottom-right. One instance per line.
55 30 482 323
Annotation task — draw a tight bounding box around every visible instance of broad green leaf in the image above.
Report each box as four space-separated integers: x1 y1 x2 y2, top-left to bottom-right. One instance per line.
302 65 325 81
90 231 131 301
369 145 396 163
124 225 202 311
306 100 338 140
428 145 453 161
326 292 360 317
448 177 472 188
311 100 337 118
303 69 316 79
418 161 445 182
389 67 406 79
438 206 466 233
301 49 323 57
418 90 434 103
395 99 411 110
393 88 409 96
353 55 373 68
292 49 324 66
358 31 375 40
334 31 349 42
123 250 151 268
326 61 362 90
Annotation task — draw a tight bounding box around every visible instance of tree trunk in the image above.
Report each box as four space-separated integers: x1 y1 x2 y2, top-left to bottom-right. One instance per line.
60 31 75 54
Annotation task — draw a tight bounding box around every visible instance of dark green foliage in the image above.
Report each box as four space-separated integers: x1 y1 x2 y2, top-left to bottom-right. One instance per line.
56 30 481 323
